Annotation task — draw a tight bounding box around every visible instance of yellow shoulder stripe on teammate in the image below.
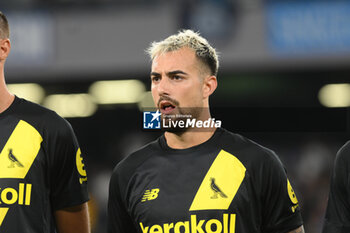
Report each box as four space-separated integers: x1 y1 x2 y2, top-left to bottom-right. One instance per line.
189 149 246 211
0 120 43 179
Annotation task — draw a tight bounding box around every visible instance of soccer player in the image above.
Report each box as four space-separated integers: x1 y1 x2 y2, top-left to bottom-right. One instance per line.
108 30 304 233
323 141 350 232
0 12 90 233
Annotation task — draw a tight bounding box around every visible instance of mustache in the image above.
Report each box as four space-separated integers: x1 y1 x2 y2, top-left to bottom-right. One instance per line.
157 95 179 108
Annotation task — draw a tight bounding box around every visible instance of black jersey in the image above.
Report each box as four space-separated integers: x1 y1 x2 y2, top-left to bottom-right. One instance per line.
108 128 302 233
323 141 350 233
0 97 88 232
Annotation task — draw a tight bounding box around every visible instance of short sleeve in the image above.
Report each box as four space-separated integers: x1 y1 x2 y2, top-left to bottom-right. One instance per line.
108 168 138 233
260 150 303 233
323 141 350 233
48 117 89 210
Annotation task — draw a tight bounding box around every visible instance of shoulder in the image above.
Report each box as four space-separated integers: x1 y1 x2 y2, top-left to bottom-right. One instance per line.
219 128 281 166
14 97 74 137
334 140 350 169
336 141 350 160
110 138 161 183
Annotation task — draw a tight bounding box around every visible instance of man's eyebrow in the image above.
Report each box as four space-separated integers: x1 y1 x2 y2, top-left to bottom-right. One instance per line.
150 72 160 76
167 70 188 76
150 70 189 76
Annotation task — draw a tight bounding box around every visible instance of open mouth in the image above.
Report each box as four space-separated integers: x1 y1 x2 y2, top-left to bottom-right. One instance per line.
159 101 176 114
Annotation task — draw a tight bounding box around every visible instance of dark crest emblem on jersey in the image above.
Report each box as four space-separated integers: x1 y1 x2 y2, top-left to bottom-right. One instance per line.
210 178 227 199
8 149 24 168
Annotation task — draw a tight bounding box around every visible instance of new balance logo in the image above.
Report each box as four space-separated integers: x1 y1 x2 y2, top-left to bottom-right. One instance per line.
141 188 160 202
210 178 227 199
8 149 24 168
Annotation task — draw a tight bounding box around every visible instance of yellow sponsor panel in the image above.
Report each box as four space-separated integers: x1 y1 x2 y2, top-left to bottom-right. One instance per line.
0 208 9 226
190 150 246 211
0 120 43 178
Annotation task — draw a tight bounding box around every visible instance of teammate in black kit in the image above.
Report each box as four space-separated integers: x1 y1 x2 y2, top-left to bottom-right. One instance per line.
0 12 90 233
323 141 350 233
108 30 304 233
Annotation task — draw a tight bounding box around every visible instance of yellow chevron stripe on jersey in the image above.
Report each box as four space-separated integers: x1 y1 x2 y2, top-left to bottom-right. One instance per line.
0 208 9 226
0 120 43 178
189 150 246 211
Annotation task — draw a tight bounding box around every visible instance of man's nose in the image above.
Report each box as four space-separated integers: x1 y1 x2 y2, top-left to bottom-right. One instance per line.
156 77 171 96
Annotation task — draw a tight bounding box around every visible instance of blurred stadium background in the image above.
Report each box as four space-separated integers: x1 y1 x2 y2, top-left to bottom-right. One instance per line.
1 0 350 232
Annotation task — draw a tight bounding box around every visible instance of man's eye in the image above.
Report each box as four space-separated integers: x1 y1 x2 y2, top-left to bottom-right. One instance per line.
151 76 160 82
172 75 182 80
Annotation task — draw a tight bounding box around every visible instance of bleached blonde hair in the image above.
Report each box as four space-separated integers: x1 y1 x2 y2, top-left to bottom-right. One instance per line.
147 29 219 76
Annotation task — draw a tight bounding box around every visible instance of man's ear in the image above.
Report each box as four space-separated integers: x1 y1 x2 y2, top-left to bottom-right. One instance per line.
202 75 217 99
0 38 11 61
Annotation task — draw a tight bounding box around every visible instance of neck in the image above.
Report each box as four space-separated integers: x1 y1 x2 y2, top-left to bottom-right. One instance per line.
164 110 217 149
0 71 15 114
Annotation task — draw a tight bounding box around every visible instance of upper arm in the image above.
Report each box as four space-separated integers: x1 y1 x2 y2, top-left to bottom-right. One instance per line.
47 116 90 232
107 169 138 233
259 150 303 232
48 117 89 210
54 203 90 233
323 141 350 232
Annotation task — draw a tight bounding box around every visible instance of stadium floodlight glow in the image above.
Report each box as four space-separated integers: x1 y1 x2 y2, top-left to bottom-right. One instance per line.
318 83 350 108
89 80 146 104
138 91 155 111
7 83 45 104
43 94 97 118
